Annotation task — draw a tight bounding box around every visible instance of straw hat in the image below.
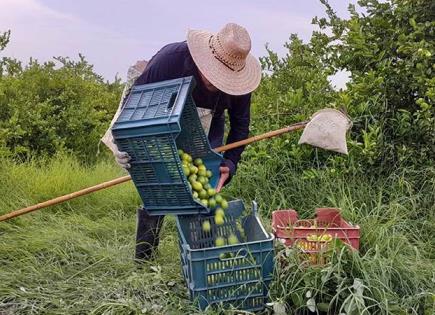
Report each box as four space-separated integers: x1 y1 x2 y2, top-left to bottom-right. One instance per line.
187 23 261 95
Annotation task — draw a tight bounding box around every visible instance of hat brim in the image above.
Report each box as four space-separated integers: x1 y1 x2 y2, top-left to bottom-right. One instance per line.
187 29 261 96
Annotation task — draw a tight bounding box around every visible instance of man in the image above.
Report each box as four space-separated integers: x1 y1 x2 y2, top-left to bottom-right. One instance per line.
103 23 261 261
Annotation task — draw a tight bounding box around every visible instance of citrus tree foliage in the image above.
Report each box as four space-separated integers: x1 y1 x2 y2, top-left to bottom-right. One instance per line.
316 0 434 168
248 34 338 171
251 0 434 172
0 30 10 51
0 33 123 161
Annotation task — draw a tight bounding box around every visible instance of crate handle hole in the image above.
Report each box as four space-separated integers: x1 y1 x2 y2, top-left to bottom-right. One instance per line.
167 92 178 110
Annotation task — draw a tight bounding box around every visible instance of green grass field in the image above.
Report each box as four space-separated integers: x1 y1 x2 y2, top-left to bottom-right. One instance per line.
0 154 434 314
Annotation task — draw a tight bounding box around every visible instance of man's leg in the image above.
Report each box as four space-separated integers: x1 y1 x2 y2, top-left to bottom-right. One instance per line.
135 208 164 262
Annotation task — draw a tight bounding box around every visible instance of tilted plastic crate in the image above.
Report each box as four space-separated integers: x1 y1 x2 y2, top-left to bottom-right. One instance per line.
176 200 274 311
112 76 222 215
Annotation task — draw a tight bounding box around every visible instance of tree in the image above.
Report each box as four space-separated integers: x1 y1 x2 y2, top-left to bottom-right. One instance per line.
0 30 10 51
0 32 123 161
315 0 435 168
247 34 338 170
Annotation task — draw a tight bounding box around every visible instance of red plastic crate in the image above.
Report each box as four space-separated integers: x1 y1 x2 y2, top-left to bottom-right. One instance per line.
272 208 360 251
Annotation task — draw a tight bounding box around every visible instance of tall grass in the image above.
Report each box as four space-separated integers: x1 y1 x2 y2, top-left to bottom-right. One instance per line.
228 146 434 314
0 155 196 314
0 154 434 314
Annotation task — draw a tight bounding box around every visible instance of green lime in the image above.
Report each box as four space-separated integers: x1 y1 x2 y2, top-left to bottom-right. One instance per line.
192 181 203 192
215 236 225 247
207 188 216 197
198 176 207 185
200 199 208 207
203 183 211 190
194 158 203 166
208 198 217 208
178 149 184 156
228 233 239 245
198 169 207 177
215 214 224 225
189 165 198 174
182 165 190 176
215 194 223 204
182 153 192 163
236 222 245 239
215 208 225 217
202 220 211 232
198 164 206 171
188 174 197 183
192 191 199 199
206 170 212 178
221 199 229 209
199 189 208 199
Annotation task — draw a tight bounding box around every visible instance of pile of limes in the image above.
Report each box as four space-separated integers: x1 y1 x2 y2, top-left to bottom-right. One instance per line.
179 149 228 209
206 217 246 248
307 234 332 242
179 149 243 247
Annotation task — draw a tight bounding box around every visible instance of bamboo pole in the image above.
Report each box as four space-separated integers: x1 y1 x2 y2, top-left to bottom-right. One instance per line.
0 176 132 222
0 121 307 222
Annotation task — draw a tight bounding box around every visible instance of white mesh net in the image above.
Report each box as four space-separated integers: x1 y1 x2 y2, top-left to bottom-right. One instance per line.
298 108 352 154
196 107 213 134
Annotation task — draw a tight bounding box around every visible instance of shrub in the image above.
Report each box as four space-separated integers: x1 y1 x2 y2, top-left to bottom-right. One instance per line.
0 32 123 162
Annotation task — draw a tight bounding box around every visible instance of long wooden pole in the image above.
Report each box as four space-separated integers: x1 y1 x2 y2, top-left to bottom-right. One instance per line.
0 176 132 222
216 122 306 152
0 121 307 222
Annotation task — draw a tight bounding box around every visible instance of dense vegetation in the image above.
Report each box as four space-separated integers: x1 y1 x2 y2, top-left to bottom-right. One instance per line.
0 0 434 314
254 0 434 172
0 30 123 161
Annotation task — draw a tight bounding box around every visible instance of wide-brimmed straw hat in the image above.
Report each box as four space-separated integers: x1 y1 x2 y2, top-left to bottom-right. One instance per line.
187 23 261 96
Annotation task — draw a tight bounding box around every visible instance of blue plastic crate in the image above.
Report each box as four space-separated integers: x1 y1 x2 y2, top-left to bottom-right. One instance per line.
112 76 223 215
176 200 275 311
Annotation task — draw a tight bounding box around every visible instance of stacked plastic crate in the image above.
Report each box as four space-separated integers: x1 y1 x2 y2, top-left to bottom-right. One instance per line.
112 76 274 311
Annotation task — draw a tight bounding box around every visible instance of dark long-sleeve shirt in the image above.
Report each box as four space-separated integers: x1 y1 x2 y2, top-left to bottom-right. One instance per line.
132 41 251 175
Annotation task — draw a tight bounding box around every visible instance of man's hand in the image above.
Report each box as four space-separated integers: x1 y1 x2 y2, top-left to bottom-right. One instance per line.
216 166 230 192
115 150 131 169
